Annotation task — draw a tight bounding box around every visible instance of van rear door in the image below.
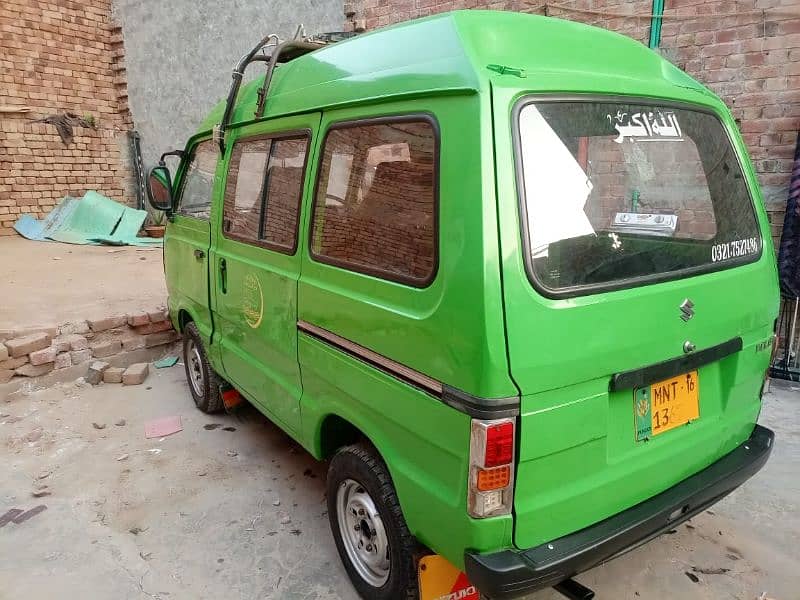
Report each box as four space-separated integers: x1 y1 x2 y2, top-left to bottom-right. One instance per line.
494 95 779 550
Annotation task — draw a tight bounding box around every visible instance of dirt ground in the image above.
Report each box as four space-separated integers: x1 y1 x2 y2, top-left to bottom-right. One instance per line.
0 237 167 330
0 366 797 600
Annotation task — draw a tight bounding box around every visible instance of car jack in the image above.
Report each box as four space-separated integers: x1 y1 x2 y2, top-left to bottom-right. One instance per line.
553 578 595 599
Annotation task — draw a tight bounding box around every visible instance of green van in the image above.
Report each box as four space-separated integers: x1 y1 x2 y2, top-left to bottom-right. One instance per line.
146 11 778 599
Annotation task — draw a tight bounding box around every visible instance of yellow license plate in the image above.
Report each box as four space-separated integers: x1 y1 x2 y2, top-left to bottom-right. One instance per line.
634 371 699 441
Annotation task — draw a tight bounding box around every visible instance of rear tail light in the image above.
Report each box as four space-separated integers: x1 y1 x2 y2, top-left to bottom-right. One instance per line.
468 418 515 518
476 465 511 491
484 421 514 467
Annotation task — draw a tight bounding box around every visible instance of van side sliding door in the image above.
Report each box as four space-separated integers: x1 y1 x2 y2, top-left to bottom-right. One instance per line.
209 113 321 435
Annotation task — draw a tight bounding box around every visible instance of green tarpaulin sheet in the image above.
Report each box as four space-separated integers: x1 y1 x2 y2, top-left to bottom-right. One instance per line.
13 191 162 246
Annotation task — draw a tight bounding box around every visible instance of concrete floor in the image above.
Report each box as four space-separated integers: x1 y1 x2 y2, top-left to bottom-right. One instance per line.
0 367 797 600
0 237 166 330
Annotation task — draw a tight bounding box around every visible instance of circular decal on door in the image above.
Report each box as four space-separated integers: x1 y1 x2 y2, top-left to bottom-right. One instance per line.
242 273 263 329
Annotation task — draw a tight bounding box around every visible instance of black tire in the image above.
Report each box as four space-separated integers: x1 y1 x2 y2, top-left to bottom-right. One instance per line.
182 321 223 413
327 443 419 600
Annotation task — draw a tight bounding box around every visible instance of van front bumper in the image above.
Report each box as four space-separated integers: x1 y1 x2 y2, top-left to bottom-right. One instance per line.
464 424 774 599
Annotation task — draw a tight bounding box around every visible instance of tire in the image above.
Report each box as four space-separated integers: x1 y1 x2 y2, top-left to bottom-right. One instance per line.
327 443 419 600
182 321 223 413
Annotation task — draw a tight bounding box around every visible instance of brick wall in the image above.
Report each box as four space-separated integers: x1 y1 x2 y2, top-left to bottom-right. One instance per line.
0 0 134 236
345 0 800 247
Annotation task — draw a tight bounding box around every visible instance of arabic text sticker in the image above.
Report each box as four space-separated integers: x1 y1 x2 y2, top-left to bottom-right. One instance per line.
607 110 684 144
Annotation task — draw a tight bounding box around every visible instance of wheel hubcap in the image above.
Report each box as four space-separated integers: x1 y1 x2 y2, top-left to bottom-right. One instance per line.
336 479 390 587
186 338 204 397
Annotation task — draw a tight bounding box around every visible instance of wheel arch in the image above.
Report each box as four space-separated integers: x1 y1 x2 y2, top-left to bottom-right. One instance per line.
317 413 373 460
176 308 194 332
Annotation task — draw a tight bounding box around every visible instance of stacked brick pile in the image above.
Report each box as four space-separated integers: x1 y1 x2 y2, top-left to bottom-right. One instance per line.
85 360 150 386
0 307 178 384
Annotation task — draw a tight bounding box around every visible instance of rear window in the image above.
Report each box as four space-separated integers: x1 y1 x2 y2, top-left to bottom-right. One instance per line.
515 100 761 296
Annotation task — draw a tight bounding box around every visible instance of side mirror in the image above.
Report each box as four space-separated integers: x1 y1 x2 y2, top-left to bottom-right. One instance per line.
147 165 173 212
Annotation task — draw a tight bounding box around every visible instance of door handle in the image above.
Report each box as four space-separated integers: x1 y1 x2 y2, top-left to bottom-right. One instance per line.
194 249 205 260
219 258 227 294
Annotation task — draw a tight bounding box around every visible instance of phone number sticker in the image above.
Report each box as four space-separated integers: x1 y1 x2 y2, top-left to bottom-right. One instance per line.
711 237 759 262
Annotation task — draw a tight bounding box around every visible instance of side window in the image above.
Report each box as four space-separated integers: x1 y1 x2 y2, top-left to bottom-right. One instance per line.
176 140 217 220
223 134 308 253
310 119 438 286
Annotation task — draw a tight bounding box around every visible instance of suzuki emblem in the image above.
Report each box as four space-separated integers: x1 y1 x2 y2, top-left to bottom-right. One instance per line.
679 299 695 322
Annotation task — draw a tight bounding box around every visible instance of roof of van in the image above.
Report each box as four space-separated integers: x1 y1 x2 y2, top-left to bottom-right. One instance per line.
197 10 714 135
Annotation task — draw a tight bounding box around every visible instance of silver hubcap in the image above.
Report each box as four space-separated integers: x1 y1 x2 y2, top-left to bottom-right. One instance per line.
186 338 204 397
336 479 390 587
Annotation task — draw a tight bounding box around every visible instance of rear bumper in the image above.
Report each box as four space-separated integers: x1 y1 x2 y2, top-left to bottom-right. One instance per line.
465 424 774 599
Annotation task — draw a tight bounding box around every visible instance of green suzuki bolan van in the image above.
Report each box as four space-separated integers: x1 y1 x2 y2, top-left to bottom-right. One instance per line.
146 10 778 599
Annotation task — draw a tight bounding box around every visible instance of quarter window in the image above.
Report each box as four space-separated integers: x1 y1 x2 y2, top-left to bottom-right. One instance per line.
176 140 217 219
223 134 308 252
310 119 437 285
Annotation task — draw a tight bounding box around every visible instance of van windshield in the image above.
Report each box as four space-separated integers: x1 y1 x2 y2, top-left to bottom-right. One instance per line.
515 100 761 295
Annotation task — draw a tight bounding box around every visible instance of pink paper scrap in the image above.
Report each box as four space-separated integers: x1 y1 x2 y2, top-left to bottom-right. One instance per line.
144 415 183 439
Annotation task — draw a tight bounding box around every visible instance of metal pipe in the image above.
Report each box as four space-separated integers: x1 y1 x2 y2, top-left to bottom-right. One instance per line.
217 34 280 153
648 0 664 49
254 39 325 118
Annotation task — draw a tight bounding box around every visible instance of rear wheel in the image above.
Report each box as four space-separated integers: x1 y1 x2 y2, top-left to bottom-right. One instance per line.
182 321 223 413
327 443 419 600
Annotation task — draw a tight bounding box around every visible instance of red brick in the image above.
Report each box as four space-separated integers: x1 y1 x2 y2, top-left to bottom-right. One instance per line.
121 335 146 351
86 360 110 385
29 345 57 366
88 315 127 333
90 339 122 358
0 356 28 370
70 349 93 364
103 367 125 383
147 308 169 323
5 332 51 358
133 320 173 335
144 331 179 348
54 352 72 369
122 362 149 385
127 312 150 327
15 363 54 377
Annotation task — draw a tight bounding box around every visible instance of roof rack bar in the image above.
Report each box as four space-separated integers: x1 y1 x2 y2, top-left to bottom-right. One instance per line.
254 39 325 119
216 33 280 153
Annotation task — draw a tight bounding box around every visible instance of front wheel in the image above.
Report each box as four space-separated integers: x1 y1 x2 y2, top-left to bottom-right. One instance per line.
327 443 419 600
182 321 223 413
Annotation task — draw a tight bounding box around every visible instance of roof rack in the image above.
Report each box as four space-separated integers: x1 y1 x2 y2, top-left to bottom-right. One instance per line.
214 28 357 153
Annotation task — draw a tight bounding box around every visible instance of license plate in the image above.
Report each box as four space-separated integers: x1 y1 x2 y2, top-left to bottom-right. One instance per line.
634 371 699 441
418 555 479 600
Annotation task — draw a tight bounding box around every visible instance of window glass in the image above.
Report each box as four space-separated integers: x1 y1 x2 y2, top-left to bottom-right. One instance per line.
223 138 268 239
177 140 216 220
311 120 437 285
223 135 307 251
516 101 760 293
262 138 307 249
